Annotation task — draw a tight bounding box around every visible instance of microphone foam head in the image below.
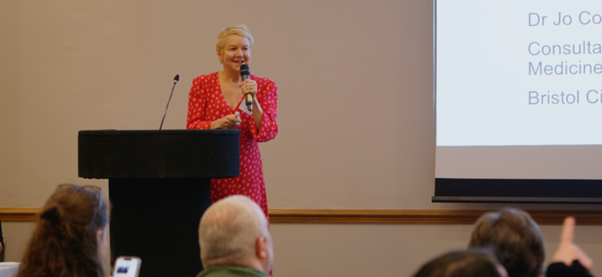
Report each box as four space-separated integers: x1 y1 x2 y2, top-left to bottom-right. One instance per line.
174 74 180 83
240 64 250 76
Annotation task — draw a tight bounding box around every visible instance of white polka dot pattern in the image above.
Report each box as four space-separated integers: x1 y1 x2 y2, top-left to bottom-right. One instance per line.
186 72 279 218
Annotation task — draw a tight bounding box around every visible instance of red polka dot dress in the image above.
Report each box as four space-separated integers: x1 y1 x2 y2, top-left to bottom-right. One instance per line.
186 72 278 218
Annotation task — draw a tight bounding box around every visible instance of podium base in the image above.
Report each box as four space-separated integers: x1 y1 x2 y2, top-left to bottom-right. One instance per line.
109 178 211 277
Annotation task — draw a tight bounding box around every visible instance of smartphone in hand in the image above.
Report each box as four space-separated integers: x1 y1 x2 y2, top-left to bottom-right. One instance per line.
113 256 141 277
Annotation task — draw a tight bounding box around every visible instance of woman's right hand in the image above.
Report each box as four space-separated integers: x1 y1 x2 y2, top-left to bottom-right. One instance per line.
210 114 242 129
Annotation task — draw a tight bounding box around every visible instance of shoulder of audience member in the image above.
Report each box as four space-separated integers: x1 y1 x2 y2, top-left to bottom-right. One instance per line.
547 260 594 277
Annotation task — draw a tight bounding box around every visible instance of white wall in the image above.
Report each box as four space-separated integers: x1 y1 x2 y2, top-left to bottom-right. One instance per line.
0 0 439 209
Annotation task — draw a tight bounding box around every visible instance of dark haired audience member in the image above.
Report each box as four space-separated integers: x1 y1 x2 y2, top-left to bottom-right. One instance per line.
413 248 507 277
16 184 109 277
468 208 545 277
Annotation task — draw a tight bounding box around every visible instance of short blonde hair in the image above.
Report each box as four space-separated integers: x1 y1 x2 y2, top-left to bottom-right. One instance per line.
215 24 255 54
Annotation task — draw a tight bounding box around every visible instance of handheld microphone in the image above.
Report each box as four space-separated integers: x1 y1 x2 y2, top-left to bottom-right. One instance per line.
159 74 179 130
240 64 252 112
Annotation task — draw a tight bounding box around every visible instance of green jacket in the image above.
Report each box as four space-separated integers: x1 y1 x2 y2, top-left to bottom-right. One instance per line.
197 265 270 277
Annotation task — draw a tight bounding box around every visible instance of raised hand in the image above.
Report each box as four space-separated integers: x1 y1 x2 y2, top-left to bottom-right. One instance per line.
552 216 593 271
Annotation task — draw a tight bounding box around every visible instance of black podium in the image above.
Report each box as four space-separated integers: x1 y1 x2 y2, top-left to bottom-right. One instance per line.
78 130 240 277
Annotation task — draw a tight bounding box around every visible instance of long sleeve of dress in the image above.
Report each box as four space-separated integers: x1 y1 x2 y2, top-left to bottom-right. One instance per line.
186 76 213 130
249 78 278 142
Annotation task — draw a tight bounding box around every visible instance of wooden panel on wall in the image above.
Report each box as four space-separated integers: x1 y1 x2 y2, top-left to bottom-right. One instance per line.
269 209 602 225
3 208 601 225
0 208 39 221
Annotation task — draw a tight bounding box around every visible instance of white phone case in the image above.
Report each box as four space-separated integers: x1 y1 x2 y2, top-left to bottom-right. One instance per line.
113 256 141 277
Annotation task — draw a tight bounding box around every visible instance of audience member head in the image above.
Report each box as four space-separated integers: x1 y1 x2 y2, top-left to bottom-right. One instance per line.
468 208 545 277
199 195 272 273
17 184 109 277
413 249 507 277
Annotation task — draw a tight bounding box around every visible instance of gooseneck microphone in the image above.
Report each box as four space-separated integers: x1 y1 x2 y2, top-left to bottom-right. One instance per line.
159 74 179 130
240 64 252 112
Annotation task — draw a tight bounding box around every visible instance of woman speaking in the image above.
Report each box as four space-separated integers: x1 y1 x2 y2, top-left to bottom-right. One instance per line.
186 24 278 218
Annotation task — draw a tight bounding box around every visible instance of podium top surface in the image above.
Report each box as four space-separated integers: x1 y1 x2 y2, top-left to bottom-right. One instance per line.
79 129 240 136
78 129 240 179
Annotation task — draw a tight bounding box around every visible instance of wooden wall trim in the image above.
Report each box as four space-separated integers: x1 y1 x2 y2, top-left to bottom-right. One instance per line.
0 208 39 222
2 208 601 225
268 209 602 225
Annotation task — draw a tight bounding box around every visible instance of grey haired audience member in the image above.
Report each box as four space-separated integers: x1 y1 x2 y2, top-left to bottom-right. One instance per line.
197 195 273 277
